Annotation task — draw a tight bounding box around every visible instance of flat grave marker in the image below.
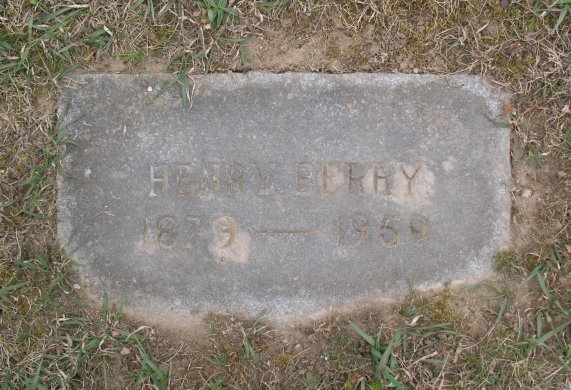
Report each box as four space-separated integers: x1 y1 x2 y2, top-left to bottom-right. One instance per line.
58 73 510 325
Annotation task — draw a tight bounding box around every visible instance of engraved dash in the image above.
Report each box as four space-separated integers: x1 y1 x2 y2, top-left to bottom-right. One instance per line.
251 228 320 234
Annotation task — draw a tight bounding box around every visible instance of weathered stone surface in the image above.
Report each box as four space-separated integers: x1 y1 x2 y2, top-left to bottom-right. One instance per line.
58 72 510 325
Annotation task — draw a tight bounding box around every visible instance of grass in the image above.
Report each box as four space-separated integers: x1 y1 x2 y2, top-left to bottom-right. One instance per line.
0 0 570 388
349 321 405 387
0 253 165 389
195 0 239 29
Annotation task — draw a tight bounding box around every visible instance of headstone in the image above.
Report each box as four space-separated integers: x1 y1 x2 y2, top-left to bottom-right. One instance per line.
58 73 510 325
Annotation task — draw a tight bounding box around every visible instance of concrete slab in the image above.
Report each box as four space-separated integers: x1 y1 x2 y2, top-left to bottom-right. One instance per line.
57 72 510 325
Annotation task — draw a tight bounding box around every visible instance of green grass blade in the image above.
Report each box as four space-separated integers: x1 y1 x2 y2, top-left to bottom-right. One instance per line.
379 327 401 373
136 341 168 389
525 320 571 356
349 321 375 346
496 297 508 323
383 371 404 390
0 281 28 297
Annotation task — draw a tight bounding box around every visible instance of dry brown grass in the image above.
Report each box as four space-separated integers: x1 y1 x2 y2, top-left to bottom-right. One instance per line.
0 0 569 388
